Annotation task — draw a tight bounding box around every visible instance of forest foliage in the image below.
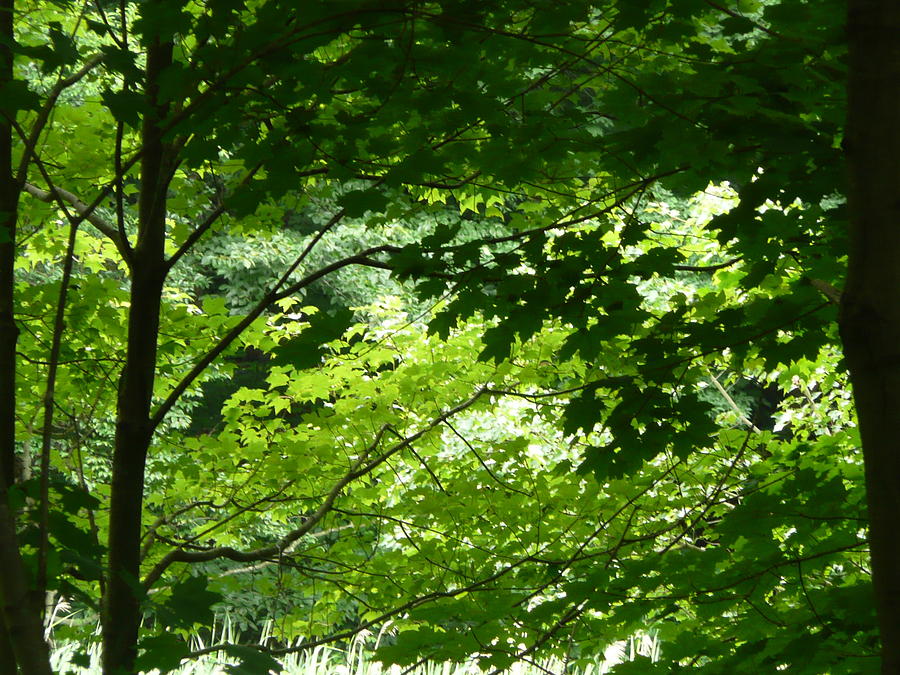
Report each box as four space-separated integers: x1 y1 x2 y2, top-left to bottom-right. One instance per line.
0 1 889 674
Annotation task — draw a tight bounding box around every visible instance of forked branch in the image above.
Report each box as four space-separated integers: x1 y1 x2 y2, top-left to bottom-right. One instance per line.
143 389 487 589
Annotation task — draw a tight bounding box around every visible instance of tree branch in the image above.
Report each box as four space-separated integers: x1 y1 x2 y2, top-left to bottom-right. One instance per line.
15 54 105 186
211 524 355 579
164 162 264 270
35 202 80 610
144 389 486 588
140 500 224 561
809 277 842 304
23 182 125 249
148 208 353 431
187 537 539 660
708 374 761 433
673 256 743 272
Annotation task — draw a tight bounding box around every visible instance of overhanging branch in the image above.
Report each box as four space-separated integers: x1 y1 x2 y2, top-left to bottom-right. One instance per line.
143 389 487 589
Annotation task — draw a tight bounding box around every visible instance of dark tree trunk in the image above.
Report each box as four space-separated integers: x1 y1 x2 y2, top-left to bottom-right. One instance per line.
842 1 900 672
0 620 14 675
101 36 173 675
0 0 54 669
0 501 53 675
0 0 18 503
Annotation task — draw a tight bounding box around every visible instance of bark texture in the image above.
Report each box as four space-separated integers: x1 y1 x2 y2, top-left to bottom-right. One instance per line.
100 35 174 675
0 501 53 675
0 0 17 499
842 1 900 672
0 0 54 670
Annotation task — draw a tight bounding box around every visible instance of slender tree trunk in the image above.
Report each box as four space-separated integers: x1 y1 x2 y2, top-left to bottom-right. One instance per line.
0 0 18 652
101 35 173 675
841 2 900 672
0 0 54 671
0 617 15 675
0 0 17 503
0 501 54 675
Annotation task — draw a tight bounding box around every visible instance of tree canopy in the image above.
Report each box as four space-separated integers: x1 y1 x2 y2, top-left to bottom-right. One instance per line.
0 0 896 674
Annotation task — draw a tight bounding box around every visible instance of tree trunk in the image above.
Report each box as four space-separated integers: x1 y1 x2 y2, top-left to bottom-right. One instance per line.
0 501 53 675
0 0 54 670
0 0 17 502
101 35 173 675
841 1 900 672
0 617 15 675
101 267 166 674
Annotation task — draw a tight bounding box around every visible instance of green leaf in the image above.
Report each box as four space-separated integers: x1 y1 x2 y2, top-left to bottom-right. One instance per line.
0 80 41 114
563 385 607 436
57 483 101 513
135 633 191 673
156 575 221 629
222 645 283 674
338 188 389 217
614 0 656 31
59 547 104 582
48 512 97 552
101 88 145 128
478 323 515 362
271 307 355 369
134 1 194 43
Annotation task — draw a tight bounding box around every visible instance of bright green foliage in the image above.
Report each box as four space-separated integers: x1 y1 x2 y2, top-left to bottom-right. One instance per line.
4 0 870 673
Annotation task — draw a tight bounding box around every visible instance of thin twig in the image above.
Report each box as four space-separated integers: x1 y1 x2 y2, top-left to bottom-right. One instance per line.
708 374 760 433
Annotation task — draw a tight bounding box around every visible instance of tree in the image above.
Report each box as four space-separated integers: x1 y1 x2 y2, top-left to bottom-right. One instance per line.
0 0 888 673
843 1 900 672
